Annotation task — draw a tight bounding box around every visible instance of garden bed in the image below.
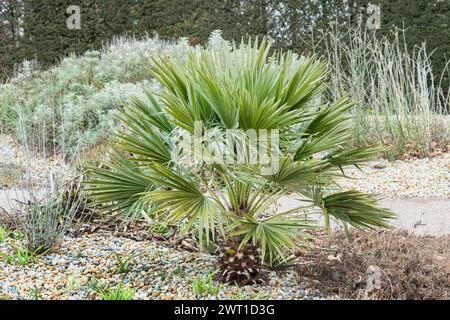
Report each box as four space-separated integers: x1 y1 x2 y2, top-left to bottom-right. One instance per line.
1 32 449 302
0 230 323 300
1 227 448 300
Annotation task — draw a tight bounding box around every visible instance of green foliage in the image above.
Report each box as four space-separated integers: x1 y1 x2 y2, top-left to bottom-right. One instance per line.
0 35 191 156
191 272 224 298
149 220 172 237
10 230 25 240
1 0 136 80
171 266 184 277
29 287 43 300
0 0 23 79
88 39 394 267
321 191 394 232
1 0 449 93
157 271 168 282
0 243 44 266
0 226 8 243
90 283 135 301
85 151 156 219
9 195 79 254
114 252 137 274
229 214 313 264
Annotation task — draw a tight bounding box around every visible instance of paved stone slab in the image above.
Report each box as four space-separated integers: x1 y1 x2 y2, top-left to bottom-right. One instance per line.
381 198 450 236
275 196 450 236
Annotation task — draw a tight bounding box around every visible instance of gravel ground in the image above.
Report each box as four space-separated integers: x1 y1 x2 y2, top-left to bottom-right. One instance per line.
1 135 448 300
0 135 73 188
0 233 325 300
337 154 450 199
1 133 448 199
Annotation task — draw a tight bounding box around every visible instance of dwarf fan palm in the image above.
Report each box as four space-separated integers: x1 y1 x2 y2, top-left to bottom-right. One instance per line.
86 38 394 285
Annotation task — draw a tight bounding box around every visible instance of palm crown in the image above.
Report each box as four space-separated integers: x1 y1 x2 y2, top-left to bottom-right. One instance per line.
86 38 394 280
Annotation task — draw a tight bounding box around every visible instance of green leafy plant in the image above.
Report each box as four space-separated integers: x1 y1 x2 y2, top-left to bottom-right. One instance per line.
171 266 184 277
114 252 137 274
157 271 168 282
0 243 44 266
191 272 224 299
29 287 44 300
0 226 8 243
75 251 87 259
6 182 86 254
87 38 394 285
10 231 25 240
90 283 135 301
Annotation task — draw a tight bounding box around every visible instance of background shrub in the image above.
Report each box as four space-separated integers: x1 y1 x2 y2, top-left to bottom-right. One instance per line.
0 36 190 157
1 29 447 160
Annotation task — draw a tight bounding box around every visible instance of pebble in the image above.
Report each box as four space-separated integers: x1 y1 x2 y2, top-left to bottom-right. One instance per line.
0 233 320 300
2 133 449 199
337 153 449 199
2 135 448 300
0 135 74 188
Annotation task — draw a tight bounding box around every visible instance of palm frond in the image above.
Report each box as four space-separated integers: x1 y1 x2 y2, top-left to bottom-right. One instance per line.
293 98 354 160
223 175 282 218
321 191 395 230
84 151 154 214
129 89 174 134
142 163 224 243
263 157 333 190
305 96 354 136
325 145 385 169
294 126 351 161
277 55 327 110
114 97 172 164
229 213 314 264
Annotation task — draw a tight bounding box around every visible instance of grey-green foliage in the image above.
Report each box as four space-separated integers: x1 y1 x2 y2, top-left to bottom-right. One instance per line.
0 36 191 157
5 179 86 255
323 26 450 158
87 38 395 266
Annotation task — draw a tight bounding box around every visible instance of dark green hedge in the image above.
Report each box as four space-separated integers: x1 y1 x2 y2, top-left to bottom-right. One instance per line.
1 0 449 88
